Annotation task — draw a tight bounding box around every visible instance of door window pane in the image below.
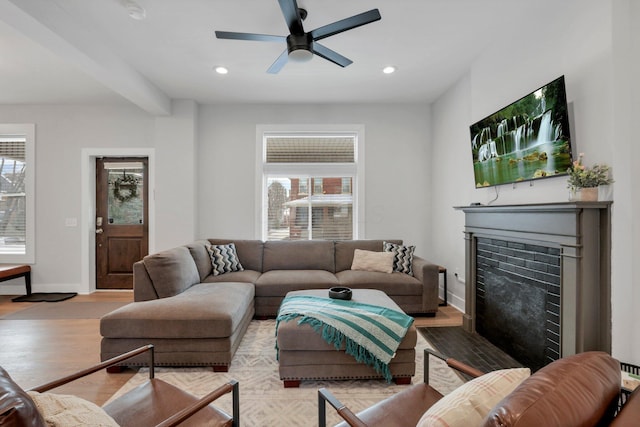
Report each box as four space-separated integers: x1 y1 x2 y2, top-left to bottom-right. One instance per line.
106 162 144 225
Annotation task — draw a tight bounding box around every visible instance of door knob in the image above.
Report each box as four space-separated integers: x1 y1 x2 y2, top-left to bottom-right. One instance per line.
96 228 104 234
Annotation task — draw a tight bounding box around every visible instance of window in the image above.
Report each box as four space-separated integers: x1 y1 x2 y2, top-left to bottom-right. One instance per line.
258 126 363 241
341 177 351 194
0 124 35 263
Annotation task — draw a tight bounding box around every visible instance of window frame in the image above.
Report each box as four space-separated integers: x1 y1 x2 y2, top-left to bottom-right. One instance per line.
256 124 365 241
0 124 35 264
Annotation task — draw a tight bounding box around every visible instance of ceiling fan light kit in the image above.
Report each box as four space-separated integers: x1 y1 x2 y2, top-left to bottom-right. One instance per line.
214 0 381 73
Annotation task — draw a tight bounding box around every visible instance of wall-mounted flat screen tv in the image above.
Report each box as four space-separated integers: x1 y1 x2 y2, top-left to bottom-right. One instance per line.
469 76 573 188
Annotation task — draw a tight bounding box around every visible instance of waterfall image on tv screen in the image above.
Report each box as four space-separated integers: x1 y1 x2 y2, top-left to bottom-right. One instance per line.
469 76 573 188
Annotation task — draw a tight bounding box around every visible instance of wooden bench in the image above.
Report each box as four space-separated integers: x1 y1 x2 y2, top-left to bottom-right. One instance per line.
0 265 31 295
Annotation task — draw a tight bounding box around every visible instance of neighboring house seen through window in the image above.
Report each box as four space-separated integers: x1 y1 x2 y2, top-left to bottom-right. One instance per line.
260 130 361 241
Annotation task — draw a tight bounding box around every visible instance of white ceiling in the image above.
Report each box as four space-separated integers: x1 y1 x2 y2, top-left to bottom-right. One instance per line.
0 0 560 114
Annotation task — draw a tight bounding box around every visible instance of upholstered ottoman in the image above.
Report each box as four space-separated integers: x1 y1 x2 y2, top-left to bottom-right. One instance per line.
276 289 417 387
100 282 254 371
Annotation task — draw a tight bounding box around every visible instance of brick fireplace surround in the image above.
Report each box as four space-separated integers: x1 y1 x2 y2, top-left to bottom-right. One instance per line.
457 202 611 370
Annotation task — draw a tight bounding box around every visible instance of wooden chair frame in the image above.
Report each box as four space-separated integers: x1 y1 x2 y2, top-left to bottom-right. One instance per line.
29 344 240 427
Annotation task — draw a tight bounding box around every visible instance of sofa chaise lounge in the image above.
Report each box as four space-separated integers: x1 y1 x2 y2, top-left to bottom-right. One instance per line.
100 239 440 371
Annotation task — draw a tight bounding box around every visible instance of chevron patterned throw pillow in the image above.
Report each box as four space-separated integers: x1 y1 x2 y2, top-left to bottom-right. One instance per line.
207 243 244 276
383 241 415 276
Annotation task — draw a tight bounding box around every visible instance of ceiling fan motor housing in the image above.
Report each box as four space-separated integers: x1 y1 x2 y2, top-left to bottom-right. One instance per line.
286 33 314 62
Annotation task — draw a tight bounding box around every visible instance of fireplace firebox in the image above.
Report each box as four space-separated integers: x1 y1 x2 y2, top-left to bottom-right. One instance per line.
457 202 611 370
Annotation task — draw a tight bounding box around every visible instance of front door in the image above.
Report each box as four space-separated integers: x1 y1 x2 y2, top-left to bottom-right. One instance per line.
95 157 148 289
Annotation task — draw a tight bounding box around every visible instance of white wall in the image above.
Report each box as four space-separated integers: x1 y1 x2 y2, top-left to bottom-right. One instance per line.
610 0 640 366
153 99 198 251
0 104 153 293
0 102 434 293
0 101 199 293
430 75 472 309
197 103 434 257
431 0 640 363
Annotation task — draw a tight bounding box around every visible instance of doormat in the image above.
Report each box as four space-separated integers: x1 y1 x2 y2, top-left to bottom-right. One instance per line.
12 292 77 303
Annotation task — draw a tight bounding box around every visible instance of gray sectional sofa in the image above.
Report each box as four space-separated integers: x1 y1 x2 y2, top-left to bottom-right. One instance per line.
100 239 440 371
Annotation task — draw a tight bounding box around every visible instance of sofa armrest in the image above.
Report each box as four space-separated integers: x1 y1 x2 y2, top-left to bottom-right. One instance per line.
412 256 440 313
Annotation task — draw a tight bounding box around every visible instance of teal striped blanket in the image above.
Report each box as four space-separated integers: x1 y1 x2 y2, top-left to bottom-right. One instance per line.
275 295 414 382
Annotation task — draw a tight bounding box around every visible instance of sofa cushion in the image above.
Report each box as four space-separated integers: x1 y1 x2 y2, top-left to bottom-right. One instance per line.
334 240 402 272
209 239 264 272
208 243 244 276
336 270 422 295
416 368 530 427
254 270 339 297
384 241 415 276
185 240 213 281
482 351 620 427
143 246 200 298
263 240 335 272
350 249 394 273
100 282 255 339
203 269 262 284
27 391 119 427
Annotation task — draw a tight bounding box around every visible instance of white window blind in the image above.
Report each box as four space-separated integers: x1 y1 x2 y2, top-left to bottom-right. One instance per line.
266 137 354 163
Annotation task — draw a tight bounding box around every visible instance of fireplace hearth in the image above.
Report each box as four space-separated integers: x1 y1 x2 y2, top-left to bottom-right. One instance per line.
457 202 611 370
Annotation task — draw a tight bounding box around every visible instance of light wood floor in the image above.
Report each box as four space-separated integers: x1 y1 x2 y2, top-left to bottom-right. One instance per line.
0 292 462 405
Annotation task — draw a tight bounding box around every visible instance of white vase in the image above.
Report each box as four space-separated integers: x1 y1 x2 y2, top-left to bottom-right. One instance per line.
598 184 613 201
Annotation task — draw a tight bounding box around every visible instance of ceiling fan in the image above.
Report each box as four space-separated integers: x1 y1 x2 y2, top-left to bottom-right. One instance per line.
214 0 381 74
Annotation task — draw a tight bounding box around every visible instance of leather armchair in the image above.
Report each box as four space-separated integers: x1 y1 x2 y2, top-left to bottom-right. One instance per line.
320 349 637 427
318 348 483 427
1 345 239 427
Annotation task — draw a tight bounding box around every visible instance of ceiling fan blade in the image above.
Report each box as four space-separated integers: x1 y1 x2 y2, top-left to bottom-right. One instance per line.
312 42 352 68
267 49 289 74
215 31 285 43
310 9 381 41
278 0 305 35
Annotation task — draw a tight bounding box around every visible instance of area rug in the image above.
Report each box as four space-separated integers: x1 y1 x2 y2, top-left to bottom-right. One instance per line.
107 320 464 427
1 301 128 320
11 292 77 303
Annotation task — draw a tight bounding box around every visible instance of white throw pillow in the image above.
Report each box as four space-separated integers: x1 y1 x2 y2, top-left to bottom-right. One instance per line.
27 391 120 427
415 367 530 427
351 249 394 273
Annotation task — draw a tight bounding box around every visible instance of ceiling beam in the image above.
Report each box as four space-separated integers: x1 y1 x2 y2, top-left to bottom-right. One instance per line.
0 0 171 115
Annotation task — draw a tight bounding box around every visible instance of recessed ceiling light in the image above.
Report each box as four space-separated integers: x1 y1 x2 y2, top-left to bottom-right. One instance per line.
215 66 229 75
120 0 146 20
383 66 396 74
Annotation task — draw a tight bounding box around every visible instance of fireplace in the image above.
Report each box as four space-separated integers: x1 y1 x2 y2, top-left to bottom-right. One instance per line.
457 202 611 370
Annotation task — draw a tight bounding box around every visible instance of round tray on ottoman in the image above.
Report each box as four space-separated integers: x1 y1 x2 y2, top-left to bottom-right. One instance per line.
328 286 352 300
